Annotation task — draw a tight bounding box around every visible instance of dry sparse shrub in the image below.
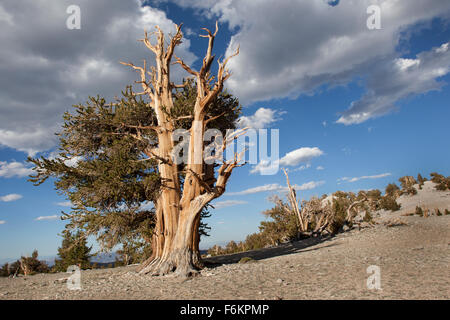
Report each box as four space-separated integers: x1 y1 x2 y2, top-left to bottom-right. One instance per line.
380 195 401 211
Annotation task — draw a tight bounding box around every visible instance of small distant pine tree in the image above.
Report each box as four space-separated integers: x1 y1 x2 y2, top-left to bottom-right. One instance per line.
207 245 224 256
54 229 92 272
0 263 10 277
435 182 448 191
385 183 400 198
380 195 401 211
430 172 445 184
116 238 151 266
225 240 239 253
415 206 424 216
417 173 426 185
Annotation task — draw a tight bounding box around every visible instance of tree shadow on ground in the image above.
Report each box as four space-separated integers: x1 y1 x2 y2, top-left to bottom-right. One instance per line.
203 235 339 268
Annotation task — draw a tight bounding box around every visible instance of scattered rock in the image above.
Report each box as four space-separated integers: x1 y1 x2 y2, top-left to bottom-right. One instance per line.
54 277 68 284
276 278 284 284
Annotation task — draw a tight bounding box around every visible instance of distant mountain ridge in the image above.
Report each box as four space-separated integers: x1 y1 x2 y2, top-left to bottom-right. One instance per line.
0 251 119 267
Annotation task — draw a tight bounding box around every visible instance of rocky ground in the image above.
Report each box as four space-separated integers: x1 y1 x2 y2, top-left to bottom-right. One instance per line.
1 183 449 300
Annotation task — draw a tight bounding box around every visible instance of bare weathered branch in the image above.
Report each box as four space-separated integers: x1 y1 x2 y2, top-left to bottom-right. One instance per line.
173 54 198 76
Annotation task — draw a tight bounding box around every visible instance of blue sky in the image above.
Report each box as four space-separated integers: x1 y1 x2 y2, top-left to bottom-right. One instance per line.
0 0 449 261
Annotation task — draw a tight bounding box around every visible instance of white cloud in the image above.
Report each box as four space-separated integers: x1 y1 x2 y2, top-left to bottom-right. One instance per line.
280 147 324 167
0 193 23 202
0 0 197 155
227 180 324 196
55 201 72 207
337 42 450 124
212 200 248 209
296 180 326 191
64 156 83 168
316 166 325 170
0 161 34 178
227 183 284 196
165 0 450 123
237 107 283 129
35 215 59 221
339 173 391 183
0 220 6 225
250 147 323 174
0 127 58 156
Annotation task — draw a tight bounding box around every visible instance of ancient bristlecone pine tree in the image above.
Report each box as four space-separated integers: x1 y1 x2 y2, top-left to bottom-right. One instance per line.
120 23 242 277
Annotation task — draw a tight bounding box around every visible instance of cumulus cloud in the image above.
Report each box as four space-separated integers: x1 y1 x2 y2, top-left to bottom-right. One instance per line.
163 0 450 123
251 147 323 174
316 166 325 170
237 107 284 129
0 128 58 156
338 172 391 183
338 42 450 124
0 0 196 155
0 193 23 202
227 180 324 196
35 215 60 221
212 200 248 209
0 220 5 225
0 161 34 178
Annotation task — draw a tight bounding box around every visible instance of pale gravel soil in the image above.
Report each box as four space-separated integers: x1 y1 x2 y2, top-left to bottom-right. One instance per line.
1 213 449 300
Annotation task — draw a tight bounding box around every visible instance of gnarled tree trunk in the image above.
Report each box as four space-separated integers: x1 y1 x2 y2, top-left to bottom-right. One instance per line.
121 23 242 277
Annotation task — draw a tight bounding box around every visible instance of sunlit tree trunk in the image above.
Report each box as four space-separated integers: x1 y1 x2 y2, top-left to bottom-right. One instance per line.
121 23 243 277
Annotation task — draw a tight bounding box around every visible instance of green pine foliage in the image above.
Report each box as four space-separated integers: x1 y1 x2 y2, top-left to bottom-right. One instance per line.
28 80 241 257
0 263 10 277
430 172 450 191
385 183 400 198
379 195 401 211
54 229 92 272
415 206 424 216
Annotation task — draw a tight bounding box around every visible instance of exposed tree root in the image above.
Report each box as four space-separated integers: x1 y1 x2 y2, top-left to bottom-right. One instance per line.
139 248 202 278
